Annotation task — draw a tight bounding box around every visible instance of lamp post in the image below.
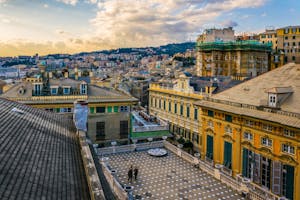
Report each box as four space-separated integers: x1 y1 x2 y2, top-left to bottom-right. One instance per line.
111 141 117 154
147 137 153 148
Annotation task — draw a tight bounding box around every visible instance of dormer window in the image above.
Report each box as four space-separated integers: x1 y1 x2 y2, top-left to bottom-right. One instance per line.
50 86 58 95
33 83 43 96
269 94 277 107
63 86 71 95
80 83 87 95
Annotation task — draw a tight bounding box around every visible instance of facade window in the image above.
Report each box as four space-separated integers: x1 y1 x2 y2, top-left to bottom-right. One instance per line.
292 56 295 61
33 84 42 95
292 28 296 33
154 98 157 107
120 121 129 139
245 120 254 126
284 36 288 40
223 141 232 169
284 28 289 34
60 108 72 113
193 132 199 143
261 137 273 147
168 102 171 112
206 135 214 160
243 131 253 141
63 87 70 94
107 106 112 113
120 106 129 112
114 106 119 112
225 114 232 122
159 99 161 108
225 126 232 134
261 156 271 189
208 110 214 117
180 105 183 116
51 88 57 95
284 129 295 138
207 120 213 129
80 83 87 94
96 122 105 140
194 108 198 120
269 94 276 107
262 124 273 132
163 100 166 110
174 103 177 114
186 107 190 118
292 36 296 39
282 144 295 154
96 107 105 113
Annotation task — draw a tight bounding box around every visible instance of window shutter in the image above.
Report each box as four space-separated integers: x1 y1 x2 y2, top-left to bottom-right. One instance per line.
206 135 214 159
272 161 282 195
253 153 261 184
242 148 248 177
286 165 294 200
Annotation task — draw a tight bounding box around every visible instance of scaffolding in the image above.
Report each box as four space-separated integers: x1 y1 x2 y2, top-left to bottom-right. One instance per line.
196 40 272 52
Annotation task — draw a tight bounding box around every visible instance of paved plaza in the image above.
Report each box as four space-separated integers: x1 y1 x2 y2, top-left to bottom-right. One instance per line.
106 149 244 200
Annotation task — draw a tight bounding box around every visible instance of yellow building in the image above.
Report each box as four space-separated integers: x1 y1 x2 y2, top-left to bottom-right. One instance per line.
149 75 204 151
277 26 300 63
195 63 300 200
259 28 278 50
2 76 138 145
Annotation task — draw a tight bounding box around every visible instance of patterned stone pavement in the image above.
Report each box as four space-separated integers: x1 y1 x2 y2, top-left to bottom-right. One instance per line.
106 150 244 200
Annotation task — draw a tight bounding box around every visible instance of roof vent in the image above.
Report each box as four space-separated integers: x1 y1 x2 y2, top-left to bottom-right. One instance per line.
11 107 25 115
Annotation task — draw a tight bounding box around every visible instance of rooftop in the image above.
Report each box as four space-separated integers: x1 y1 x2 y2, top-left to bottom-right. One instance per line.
0 98 90 200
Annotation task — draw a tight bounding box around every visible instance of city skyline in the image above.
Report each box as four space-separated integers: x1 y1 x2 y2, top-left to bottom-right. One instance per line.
0 0 299 56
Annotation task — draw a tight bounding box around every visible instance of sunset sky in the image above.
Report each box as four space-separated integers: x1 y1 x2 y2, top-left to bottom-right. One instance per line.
0 0 299 56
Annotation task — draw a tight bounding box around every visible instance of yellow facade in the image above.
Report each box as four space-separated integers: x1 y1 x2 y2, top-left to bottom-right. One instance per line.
197 105 300 200
148 77 204 151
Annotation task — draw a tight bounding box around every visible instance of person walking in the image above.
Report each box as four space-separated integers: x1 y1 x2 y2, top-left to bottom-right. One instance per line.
134 167 139 180
128 166 133 182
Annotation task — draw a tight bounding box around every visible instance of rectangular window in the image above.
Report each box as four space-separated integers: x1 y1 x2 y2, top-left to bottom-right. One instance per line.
261 156 271 189
114 106 119 112
120 106 129 112
168 102 171 112
282 144 295 154
80 84 87 94
208 110 214 117
284 28 289 34
107 106 112 113
194 108 198 120
224 126 232 134
63 87 70 94
223 141 232 169
261 137 273 147
284 129 295 137
243 131 253 141
89 107 95 114
245 120 254 127
163 100 166 110
96 122 105 140
225 114 232 122
262 124 273 132
120 121 128 139
174 103 177 114
186 107 190 118
159 99 161 108
155 98 157 107
51 88 57 95
206 135 214 160
180 105 183 116
60 108 72 113
96 107 105 113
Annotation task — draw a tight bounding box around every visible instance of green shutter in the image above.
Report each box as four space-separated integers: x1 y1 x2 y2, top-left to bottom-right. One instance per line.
242 148 249 177
194 108 198 120
56 108 60 112
90 107 95 114
224 141 232 169
107 106 112 113
114 106 119 112
286 165 294 200
206 135 213 159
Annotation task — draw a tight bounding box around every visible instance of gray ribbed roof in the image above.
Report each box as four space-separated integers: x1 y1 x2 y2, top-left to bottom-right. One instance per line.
0 98 90 200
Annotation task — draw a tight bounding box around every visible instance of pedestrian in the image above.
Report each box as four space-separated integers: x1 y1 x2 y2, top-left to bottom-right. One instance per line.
134 167 139 180
128 166 133 182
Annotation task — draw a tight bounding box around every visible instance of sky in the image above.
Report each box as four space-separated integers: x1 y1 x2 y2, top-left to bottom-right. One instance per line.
0 0 299 56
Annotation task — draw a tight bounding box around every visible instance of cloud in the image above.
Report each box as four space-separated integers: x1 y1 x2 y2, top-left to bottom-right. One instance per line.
57 0 78 6
89 0 267 48
43 4 49 8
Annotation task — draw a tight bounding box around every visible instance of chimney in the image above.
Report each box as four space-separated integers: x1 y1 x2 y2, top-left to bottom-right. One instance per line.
73 100 88 132
64 71 69 78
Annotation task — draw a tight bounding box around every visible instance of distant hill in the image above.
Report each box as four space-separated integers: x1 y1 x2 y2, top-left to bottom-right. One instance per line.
77 42 196 57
